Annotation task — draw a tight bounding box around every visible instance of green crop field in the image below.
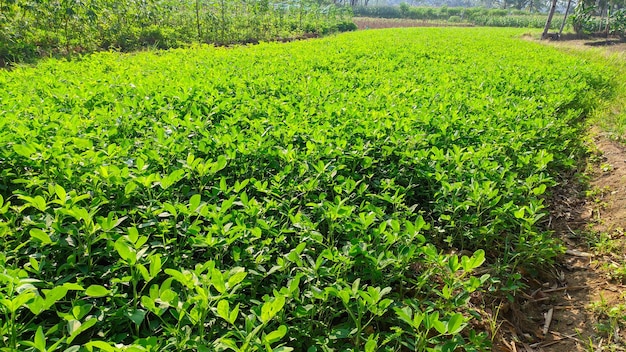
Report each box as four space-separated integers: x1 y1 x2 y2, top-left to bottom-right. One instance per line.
0 28 612 351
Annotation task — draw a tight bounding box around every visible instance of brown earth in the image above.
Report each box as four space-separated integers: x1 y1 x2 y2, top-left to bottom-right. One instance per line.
535 35 626 53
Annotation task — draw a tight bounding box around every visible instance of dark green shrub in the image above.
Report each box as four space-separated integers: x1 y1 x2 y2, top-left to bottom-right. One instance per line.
337 21 358 32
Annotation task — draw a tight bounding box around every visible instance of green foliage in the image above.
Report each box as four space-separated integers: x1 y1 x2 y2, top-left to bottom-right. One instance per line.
571 2 605 34
0 0 353 66
0 28 611 350
571 3 626 36
472 14 562 28
611 8 626 37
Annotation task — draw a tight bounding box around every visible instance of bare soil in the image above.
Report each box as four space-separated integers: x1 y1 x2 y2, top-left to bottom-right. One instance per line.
543 36 626 54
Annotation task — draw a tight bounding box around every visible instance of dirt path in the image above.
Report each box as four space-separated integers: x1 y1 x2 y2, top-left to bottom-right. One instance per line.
492 132 626 352
544 134 626 352
544 39 625 352
544 133 626 352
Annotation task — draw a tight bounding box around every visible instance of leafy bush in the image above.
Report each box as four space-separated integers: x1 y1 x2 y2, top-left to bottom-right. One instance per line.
610 9 626 38
0 0 352 65
336 21 359 32
571 3 598 34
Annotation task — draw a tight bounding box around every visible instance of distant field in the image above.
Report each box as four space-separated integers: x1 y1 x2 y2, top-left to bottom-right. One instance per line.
353 17 473 29
0 28 611 351
352 5 566 29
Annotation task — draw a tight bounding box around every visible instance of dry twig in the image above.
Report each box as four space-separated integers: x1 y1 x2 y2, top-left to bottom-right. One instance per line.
543 308 554 336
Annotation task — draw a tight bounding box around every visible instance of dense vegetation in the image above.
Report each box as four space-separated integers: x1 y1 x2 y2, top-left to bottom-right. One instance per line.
571 2 626 37
0 0 354 66
0 28 610 351
353 5 565 28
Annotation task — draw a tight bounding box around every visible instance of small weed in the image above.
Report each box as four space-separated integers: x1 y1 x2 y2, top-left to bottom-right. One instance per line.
590 293 626 344
601 163 615 172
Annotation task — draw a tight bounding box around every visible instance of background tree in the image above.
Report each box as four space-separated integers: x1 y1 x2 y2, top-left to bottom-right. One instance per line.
542 0 558 38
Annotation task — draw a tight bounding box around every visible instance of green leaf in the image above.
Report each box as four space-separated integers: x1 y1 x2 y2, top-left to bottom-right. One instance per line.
189 194 201 211
126 308 146 326
114 238 136 264
19 195 47 212
273 348 294 352
124 182 137 196
365 336 378 352
160 169 185 189
63 282 84 291
337 289 350 305
5 291 36 314
212 155 228 174
428 311 447 335
85 341 116 352
27 296 44 315
34 325 46 352
532 184 547 195
462 249 486 271
0 195 8 214
446 313 466 335
447 255 460 272
67 318 97 344
29 229 52 245
227 270 247 288
211 268 226 294
84 285 110 298
216 338 240 351
424 311 439 331
13 143 37 158
260 295 285 323
42 286 69 310
149 254 162 278
352 278 361 295
395 306 413 325
137 264 150 282
264 325 287 344
328 328 352 340
127 227 139 244
165 269 193 288
216 300 230 322
55 184 67 204
229 303 239 324
71 303 93 320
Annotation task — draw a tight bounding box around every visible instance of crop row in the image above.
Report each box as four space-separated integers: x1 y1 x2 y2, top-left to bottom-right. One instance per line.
0 28 610 351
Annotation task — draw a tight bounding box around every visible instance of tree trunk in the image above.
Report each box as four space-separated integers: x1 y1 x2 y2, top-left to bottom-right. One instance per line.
542 0 558 39
559 0 573 36
195 0 201 42
605 6 610 37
